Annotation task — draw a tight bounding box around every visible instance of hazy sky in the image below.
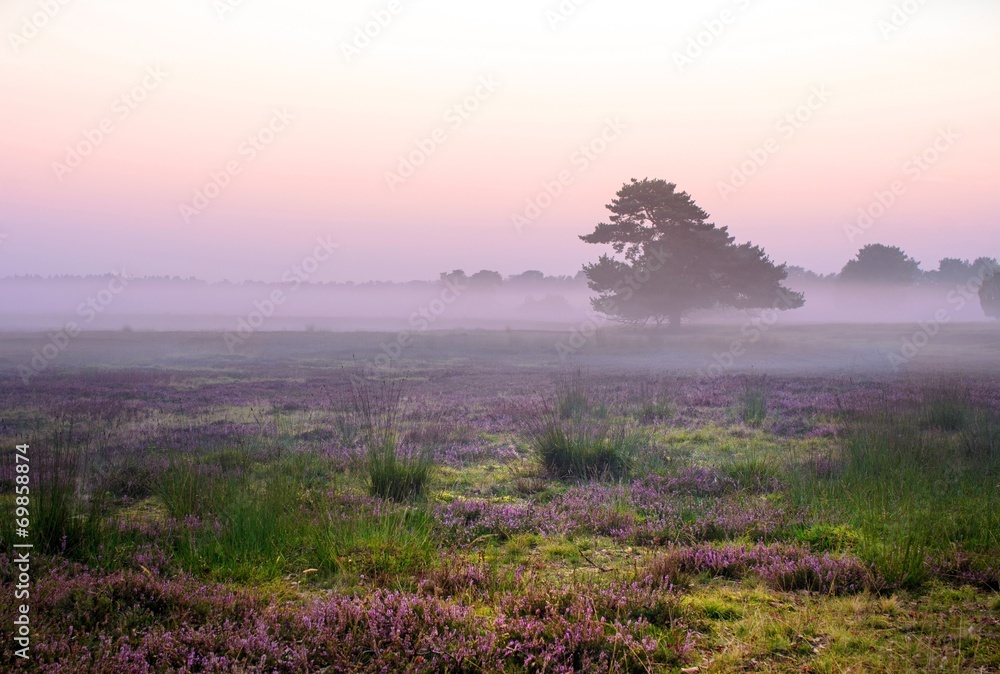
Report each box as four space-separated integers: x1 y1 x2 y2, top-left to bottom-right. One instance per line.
1 0 997 282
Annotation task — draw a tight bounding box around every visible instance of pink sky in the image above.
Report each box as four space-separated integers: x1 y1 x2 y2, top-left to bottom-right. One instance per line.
1 0 998 281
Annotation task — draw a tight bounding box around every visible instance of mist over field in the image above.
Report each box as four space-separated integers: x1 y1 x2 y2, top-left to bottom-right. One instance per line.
3 1 1000 672
0 269 995 332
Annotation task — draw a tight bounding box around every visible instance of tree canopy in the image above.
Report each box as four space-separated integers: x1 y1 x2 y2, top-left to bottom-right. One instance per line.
839 244 920 284
936 257 976 284
468 270 503 288
579 178 803 330
981 264 1000 320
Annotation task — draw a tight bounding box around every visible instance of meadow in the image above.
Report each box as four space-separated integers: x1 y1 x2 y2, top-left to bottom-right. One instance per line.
1 327 999 672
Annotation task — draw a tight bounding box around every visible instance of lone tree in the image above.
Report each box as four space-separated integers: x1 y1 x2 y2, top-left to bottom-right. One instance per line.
839 244 920 284
579 178 803 330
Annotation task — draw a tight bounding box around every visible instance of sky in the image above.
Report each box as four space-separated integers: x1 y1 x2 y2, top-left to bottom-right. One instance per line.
1 0 998 282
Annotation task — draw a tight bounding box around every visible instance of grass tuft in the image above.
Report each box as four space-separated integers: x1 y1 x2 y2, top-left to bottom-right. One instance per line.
529 417 640 480
556 372 590 420
739 376 769 427
921 387 969 431
32 423 105 557
351 376 432 500
365 439 433 501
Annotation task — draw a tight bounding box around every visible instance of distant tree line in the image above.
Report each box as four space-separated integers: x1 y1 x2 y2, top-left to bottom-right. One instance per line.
571 178 997 329
0 270 585 289
790 244 999 319
437 269 584 289
834 243 998 287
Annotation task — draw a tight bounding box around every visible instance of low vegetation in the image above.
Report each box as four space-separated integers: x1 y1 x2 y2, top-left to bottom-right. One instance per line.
350 376 433 500
2 361 999 672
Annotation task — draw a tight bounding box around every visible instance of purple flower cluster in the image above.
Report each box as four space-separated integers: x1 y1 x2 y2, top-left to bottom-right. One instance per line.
434 468 791 545
416 558 498 597
430 441 523 467
651 543 876 594
927 550 1000 591
434 498 538 542
0 555 692 673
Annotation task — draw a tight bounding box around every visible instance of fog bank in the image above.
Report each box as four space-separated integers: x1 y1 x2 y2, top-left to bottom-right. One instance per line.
0 275 994 333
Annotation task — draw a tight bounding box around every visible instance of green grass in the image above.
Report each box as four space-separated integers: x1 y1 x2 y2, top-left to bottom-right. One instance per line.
531 421 640 480
637 399 674 424
722 452 778 492
790 392 1000 588
961 407 1000 461
10 419 434 585
158 459 227 520
365 438 433 501
154 449 436 584
555 369 591 420
921 392 969 431
23 425 107 558
532 374 645 480
694 586 1000 672
738 377 769 428
350 375 434 501
557 386 589 420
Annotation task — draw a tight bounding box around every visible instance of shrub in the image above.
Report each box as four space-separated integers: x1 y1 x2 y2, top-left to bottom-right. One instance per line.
531 419 639 481
351 376 432 500
31 424 105 557
634 378 675 423
857 527 929 590
366 439 433 501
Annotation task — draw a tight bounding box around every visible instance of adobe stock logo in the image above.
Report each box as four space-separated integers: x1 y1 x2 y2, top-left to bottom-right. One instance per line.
8 0 74 53
373 276 466 369
886 265 998 369
383 76 499 192
545 0 590 30
223 236 338 353
672 0 753 73
554 247 668 360
697 288 801 380
512 117 627 233
52 65 169 182
340 0 409 63
17 270 131 384
716 86 832 201
878 0 929 40
843 127 959 244
179 108 294 223
212 0 249 20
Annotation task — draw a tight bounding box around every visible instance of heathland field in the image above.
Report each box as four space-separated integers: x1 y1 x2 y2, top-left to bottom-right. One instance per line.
1 327 999 672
